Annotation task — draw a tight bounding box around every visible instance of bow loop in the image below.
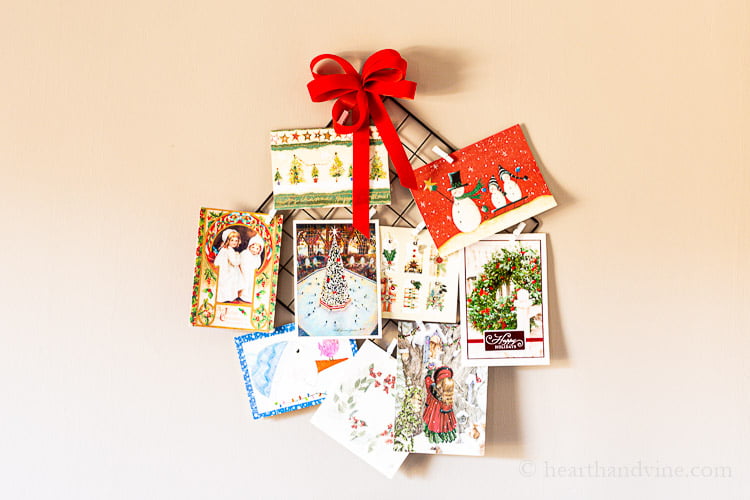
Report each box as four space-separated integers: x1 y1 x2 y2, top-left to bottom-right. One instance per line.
307 49 418 237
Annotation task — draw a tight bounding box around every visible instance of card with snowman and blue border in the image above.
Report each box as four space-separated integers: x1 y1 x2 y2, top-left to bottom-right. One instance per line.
293 220 382 339
235 323 358 420
410 125 556 256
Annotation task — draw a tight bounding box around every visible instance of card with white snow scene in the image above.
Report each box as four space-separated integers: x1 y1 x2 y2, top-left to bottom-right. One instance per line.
271 127 390 209
234 323 358 419
311 341 408 478
410 125 556 256
293 220 381 338
459 233 550 366
379 226 461 323
394 322 488 456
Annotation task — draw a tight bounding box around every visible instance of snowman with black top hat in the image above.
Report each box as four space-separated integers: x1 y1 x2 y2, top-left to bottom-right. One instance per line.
447 170 483 233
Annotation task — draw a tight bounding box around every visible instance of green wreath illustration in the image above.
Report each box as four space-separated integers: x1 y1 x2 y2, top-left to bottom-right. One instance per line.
467 247 542 332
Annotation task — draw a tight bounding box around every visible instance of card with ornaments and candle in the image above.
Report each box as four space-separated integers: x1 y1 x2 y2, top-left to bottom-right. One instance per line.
410 125 556 256
379 226 461 323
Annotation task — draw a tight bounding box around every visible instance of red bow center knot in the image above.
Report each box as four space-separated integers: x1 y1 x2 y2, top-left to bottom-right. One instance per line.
307 49 418 237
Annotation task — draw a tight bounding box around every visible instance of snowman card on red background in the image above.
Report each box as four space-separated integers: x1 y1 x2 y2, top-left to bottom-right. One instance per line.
410 125 556 256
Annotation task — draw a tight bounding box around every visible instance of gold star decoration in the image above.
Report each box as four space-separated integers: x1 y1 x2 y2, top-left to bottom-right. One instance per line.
423 179 437 191
280 134 289 143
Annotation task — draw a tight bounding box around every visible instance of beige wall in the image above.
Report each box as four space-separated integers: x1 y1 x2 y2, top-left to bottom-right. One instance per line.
2 1 748 498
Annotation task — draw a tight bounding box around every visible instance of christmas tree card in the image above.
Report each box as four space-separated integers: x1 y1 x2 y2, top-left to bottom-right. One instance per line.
293 220 382 338
459 233 550 366
271 127 390 210
379 226 461 323
393 322 488 456
310 340 408 478
190 207 282 332
410 125 556 256
235 323 358 419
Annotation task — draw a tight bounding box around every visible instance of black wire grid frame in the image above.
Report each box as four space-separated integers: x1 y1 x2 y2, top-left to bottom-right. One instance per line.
256 97 539 331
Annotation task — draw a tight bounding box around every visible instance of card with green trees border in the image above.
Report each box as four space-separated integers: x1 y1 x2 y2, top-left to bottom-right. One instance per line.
459 233 550 366
271 127 391 209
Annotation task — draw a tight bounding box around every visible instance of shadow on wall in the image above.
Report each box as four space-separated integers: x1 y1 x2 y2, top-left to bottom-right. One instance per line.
309 46 468 97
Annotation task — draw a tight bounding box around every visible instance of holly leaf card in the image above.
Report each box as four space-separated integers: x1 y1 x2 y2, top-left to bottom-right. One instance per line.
271 127 390 210
459 233 550 366
293 220 382 338
379 226 461 323
235 323 358 419
310 341 408 478
394 322 488 455
189 207 282 332
410 125 556 256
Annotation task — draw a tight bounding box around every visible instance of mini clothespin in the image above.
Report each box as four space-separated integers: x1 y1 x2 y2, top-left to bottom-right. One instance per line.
266 208 277 221
369 207 377 219
432 145 455 164
337 110 349 125
411 221 426 236
386 338 398 356
509 221 526 245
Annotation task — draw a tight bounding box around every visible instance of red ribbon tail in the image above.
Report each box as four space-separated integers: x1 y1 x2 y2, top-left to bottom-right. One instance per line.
352 127 371 238
370 96 417 189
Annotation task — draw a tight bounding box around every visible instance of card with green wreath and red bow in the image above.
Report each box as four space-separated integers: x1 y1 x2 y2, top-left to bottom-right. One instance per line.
459 233 550 366
410 125 556 256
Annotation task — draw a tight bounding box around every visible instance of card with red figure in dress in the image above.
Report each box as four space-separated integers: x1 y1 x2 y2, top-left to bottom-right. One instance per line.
393 322 488 456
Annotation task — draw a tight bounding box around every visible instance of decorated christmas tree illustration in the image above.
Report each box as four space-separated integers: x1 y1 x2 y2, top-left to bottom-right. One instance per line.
288 154 304 184
274 168 282 185
369 152 387 180
319 228 352 310
329 152 344 181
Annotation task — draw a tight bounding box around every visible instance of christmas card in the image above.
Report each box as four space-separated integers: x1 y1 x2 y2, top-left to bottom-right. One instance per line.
190 207 282 332
459 233 550 366
293 220 382 338
410 125 556 256
310 341 408 478
379 226 461 323
393 322 488 456
235 323 358 419
271 127 390 210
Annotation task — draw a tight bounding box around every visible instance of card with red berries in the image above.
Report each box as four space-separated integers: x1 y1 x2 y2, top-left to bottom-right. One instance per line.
310 341 408 478
459 233 550 366
410 125 556 256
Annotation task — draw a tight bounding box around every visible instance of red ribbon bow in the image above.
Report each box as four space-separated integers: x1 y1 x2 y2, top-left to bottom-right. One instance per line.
307 49 418 237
